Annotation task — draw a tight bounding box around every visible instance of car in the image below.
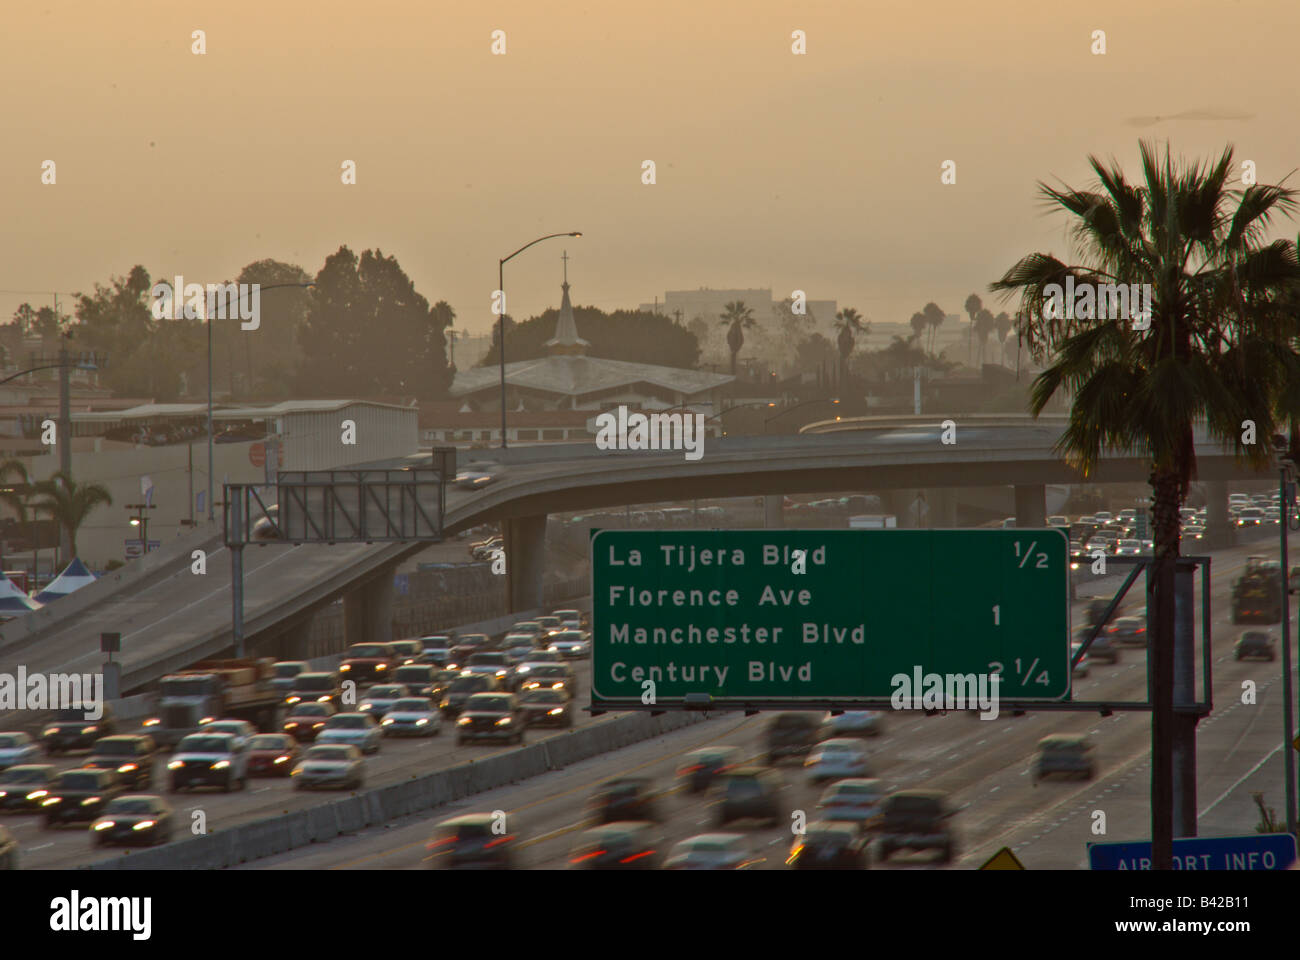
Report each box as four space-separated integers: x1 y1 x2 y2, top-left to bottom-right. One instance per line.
1109 616 1147 646
270 660 308 694
246 733 301 776
390 640 423 665
1047 515 1070 527
461 652 513 684
547 630 591 659
292 744 365 791
251 503 281 540
588 777 663 824
517 688 574 728
664 833 762 870
805 738 871 784
0 824 17 869
41 705 115 755
456 693 526 745
358 683 412 719
551 608 588 629
515 650 564 668
1235 630 1277 661
41 768 124 827
447 637 492 670
1033 734 1096 781
788 820 871 869
827 710 884 738
380 698 443 736
201 720 256 750
284 672 342 706
715 767 786 827
317 713 383 754
568 822 662 869
417 636 454 665
337 642 398 684
0 732 41 770
510 621 546 642
427 813 518 869
1113 538 1142 557
874 790 956 864
1075 628 1120 664
504 643 538 667
516 663 579 697
283 701 338 742
1070 643 1091 679
1182 524 1206 541
440 674 500 717
167 733 249 792
1237 507 1266 527
817 778 887 829
766 712 829 765
80 735 157 790
457 465 501 491
677 746 744 794
0 763 57 812
535 615 564 637
89 795 175 847
1093 511 1114 523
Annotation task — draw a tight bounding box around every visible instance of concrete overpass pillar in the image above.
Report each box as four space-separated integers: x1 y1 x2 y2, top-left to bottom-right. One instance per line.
1014 483 1046 528
504 514 547 613
1204 480 1235 550
344 572 395 647
763 495 783 529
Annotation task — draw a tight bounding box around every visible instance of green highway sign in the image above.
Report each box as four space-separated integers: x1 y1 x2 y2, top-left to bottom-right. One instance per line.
590 529 1071 705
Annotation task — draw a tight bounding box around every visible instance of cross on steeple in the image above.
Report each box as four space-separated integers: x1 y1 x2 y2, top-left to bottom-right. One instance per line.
561 250 569 284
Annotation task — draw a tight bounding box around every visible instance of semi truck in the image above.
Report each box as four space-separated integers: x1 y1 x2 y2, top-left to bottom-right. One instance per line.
142 658 283 747
1231 557 1283 625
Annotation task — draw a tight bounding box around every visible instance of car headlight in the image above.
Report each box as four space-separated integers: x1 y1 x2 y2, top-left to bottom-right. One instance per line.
211 760 230 770
359 704 373 711
286 696 301 704
285 722 299 729
381 718 394 725
143 718 160 727
274 756 289 764
552 682 565 689
133 820 156 831
339 664 352 671
317 696 331 703
93 820 114 831
313 722 325 728
495 717 512 726
415 718 428 726
375 664 387 670
118 764 138 773
457 717 472 725
81 726 98 734
548 708 564 716
42 797 61 806
440 699 451 707
167 760 184 770
199 717 215 725
27 790 48 799
43 727 58 737
82 797 101 806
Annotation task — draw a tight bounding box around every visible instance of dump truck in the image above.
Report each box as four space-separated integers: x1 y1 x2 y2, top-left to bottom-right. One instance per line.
141 658 283 747
1231 557 1283 625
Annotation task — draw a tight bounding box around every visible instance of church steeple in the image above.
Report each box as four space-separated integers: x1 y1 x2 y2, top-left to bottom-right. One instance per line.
546 250 590 356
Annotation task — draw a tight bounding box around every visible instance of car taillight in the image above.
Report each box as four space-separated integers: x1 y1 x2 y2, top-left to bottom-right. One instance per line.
619 849 656 864
680 765 702 775
570 850 606 864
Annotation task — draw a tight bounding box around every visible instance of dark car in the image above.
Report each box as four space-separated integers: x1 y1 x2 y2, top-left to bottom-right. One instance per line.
427 669 460 703
1033 735 1096 781
788 820 871 869
1235 630 1277 661
89 795 174 847
456 693 526 745
1108 616 1147 646
337 643 398 685
390 640 423 665
42 768 124 828
517 688 574 728
516 662 579 698
284 672 342 707
0 764 57 812
568 822 662 870
246 733 301 777
715 767 786 827
1075 628 1120 664
81 735 158 790
447 641 487 671
461 652 513 685
677 746 743 794
270 660 308 694
765 712 828 765
282 701 338 742
41 705 116 755
428 813 518 869
588 777 662 825
874 790 956 864
440 674 500 717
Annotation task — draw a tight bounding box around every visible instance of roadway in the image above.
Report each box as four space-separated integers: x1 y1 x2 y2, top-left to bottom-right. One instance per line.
228 538 1297 871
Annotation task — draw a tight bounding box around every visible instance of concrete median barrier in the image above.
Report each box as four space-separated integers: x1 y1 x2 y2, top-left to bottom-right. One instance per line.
83 708 709 870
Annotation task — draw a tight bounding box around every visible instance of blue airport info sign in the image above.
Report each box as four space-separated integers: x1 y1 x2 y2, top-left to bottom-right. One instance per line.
1088 834 1298 870
589 528 1071 704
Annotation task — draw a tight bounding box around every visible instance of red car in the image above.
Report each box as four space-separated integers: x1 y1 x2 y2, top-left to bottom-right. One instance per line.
337 643 399 684
246 733 301 777
282 702 337 743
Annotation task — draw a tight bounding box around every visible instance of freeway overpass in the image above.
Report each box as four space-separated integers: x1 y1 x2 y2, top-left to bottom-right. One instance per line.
0 415 1273 700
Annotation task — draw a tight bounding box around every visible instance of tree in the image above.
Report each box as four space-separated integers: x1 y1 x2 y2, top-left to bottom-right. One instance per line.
0 459 29 569
719 301 759 375
990 141 1300 870
795 332 836 374
478 307 700 369
30 471 113 561
995 311 1013 365
963 292 983 364
923 302 946 353
235 259 313 398
974 308 996 367
834 307 868 388
909 311 927 343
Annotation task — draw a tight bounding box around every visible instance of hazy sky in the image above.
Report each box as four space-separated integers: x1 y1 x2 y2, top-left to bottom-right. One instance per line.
4 0 1297 344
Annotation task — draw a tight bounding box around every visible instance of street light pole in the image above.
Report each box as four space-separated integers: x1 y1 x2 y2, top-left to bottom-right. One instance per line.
497 232 582 449
1280 464 1298 837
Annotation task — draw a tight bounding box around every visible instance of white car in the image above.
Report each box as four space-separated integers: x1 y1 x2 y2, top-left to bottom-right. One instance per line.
358 684 411 719
0 732 40 771
316 713 382 754
380 698 442 737
292 744 364 790
547 630 591 659
200 720 256 750
1113 539 1142 557
827 711 883 738
662 833 760 870
817 778 887 826
804 739 871 784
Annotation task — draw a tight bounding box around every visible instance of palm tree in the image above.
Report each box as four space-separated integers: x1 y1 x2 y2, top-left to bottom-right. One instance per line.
973 308 996 367
995 311 1013 365
0 459 29 571
834 308 868 389
718 301 758 375
963 292 983 365
909 311 927 344
923 302 946 353
30 471 114 562
990 141 1300 869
